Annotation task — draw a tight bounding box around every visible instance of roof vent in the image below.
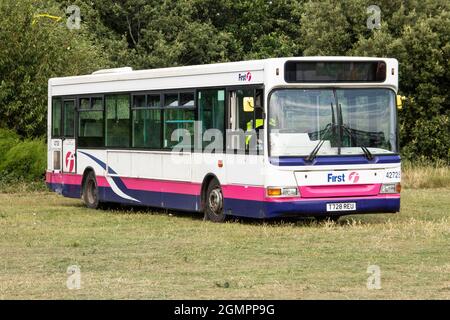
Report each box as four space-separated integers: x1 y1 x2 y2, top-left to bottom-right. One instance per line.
92 67 133 75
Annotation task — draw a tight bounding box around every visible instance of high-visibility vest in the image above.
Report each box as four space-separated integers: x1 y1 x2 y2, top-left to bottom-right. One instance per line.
245 119 264 145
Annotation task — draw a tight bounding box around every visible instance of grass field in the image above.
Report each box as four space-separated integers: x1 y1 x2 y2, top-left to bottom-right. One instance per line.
0 188 449 299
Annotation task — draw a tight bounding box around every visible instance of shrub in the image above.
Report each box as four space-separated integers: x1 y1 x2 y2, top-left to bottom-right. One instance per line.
0 128 20 164
401 115 450 164
0 139 46 181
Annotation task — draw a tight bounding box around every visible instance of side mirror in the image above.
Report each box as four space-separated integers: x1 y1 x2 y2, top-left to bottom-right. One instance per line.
396 95 404 110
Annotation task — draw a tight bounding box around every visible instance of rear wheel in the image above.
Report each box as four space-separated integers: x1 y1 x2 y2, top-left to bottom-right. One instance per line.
204 179 226 223
82 171 99 209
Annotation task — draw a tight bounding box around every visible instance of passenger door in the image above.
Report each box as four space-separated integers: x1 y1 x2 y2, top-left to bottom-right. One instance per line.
225 88 264 185
61 99 76 174
50 97 63 173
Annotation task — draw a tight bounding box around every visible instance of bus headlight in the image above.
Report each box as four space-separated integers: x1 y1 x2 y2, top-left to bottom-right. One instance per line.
267 187 298 197
380 183 401 194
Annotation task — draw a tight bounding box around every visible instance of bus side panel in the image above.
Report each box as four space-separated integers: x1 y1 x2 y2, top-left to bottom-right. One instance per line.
76 149 203 211
98 183 200 212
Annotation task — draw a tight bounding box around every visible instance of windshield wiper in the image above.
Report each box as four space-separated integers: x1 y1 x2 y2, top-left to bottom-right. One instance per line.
341 124 374 160
306 123 374 162
305 123 336 162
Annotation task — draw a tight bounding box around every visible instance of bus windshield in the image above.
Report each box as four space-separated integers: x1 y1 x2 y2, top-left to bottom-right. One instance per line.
269 88 397 157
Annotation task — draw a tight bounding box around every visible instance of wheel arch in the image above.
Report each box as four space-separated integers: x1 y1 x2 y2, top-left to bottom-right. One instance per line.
200 173 221 211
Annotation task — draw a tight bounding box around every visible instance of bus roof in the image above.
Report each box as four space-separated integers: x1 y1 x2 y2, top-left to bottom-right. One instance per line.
49 56 398 95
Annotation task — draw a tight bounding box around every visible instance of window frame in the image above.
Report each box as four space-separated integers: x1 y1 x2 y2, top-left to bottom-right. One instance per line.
266 87 400 159
225 85 265 155
162 90 197 150
51 96 78 139
197 88 227 152
105 94 131 148
162 90 196 109
51 97 63 139
77 94 105 148
62 98 76 138
284 60 387 83
53 85 263 153
130 92 163 149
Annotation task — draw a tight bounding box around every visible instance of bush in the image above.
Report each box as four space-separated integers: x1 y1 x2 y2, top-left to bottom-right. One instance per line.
0 139 46 181
401 115 450 164
0 128 20 164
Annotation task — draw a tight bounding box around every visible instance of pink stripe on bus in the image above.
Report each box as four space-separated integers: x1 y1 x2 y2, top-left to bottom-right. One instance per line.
96 176 110 187
46 172 399 202
299 184 382 198
267 194 400 203
46 172 82 185
222 184 398 202
121 177 201 195
46 172 109 187
222 185 266 201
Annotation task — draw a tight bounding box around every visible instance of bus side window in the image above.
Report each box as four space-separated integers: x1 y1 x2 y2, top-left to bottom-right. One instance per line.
227 88 264 154
63 100 75 137
198 89 225 151
78 97 104 148
52 97 62 137
163 92 196 150
132 94 162 149
243 89 264 154
237 89 254 153
105 94 130 148
254 88 264 154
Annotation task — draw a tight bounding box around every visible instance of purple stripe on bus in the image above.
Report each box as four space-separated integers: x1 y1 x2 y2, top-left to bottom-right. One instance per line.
269 154 401 166
48 181 400 218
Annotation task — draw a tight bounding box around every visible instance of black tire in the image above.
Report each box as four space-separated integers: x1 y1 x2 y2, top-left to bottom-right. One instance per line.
82 171 100 209
315 215 340 223
204 179 226 222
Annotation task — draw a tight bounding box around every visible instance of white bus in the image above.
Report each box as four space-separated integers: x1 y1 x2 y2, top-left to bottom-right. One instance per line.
46 57 402 222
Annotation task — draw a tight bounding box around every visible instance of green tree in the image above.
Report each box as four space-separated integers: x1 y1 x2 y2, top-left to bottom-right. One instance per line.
0 0 109 137
77 0 304 68
300 0 450 162
1 0 449 163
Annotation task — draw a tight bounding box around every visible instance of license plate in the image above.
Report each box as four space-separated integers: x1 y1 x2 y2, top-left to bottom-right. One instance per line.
326 202 356 212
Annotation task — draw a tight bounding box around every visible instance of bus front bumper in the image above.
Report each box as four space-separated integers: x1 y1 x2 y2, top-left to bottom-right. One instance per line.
224 195 401 219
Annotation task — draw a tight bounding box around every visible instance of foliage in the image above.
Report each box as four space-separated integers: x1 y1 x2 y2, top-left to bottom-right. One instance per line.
0 0 109 138
0 0 449 163
0 128 20 164
300 0 450 163
401 115 450 162
0 139 47 181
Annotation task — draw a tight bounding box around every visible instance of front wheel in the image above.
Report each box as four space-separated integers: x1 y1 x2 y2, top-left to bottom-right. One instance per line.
204 179 226 223
82 171 100 209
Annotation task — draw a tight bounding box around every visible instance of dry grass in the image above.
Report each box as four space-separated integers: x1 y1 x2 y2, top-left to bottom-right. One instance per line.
0 188 449 299
402 161 450 189
0 179 47 193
